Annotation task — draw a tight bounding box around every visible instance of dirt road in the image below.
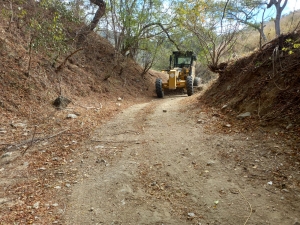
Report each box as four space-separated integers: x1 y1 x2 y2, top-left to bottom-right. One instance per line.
63 95 300 225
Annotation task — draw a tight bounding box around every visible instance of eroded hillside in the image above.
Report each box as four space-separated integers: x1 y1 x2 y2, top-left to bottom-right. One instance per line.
201 31 300 137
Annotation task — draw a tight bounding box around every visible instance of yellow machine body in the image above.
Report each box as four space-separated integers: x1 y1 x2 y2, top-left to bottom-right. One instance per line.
162 67 192 90
155 51 198 98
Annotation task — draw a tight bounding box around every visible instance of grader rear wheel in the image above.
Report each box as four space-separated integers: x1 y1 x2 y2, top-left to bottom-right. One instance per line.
186 76 193 96
155 78 164 98
193 77 200 86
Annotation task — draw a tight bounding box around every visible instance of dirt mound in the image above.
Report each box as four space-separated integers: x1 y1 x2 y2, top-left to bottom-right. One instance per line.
200 31 300 134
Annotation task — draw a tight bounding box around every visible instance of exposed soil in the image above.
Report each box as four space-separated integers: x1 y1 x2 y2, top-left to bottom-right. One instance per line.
61 93 300 225
1 2 300 224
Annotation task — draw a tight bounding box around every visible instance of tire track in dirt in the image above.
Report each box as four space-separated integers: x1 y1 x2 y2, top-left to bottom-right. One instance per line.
63 95 300 225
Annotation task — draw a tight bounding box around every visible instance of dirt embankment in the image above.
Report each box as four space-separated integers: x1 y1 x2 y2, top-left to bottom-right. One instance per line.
0 6 162 223
201 31 300 133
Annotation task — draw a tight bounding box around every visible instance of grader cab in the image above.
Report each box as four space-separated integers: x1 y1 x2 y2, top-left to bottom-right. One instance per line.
155 51 200 98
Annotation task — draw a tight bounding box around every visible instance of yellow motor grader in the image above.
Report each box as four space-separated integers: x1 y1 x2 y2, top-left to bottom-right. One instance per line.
155 51 200 98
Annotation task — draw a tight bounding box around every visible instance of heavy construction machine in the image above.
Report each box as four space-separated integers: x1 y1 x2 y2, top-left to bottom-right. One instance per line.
155 51 200 98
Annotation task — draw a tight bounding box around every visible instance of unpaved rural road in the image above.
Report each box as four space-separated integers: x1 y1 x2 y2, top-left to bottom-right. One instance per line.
63 95 300 225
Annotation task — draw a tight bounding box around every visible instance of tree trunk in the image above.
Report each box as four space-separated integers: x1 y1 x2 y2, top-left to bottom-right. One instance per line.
267 0 288 36
77 0 106 46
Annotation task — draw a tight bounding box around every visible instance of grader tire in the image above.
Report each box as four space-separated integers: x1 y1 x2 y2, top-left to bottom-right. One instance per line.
186 76 193 96
193 77 200 86
155 78 164 98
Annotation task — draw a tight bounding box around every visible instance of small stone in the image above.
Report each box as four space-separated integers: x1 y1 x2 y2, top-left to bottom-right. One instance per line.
163 110 167 112
224 124 231 128
89 207 94 212
65 183 71 188
37 167 46 171
207 161 214 166
267 181 273 185
95 145 104 149
151 182 156 186
188 212 195 217
54 186 61 189
33 202 40 209
116 103 121 106
282 189 289 193
197 120 203 124
221 104 228 109
237 112 251 119
0 130 7 134
67 114 78 119
286 124 293 129
53 96 71 109
52 203 59 207
117 97 122 101
1 152 12 158
11 123 27 128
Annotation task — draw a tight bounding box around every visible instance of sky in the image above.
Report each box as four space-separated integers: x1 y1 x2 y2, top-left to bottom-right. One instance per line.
283 0 300 13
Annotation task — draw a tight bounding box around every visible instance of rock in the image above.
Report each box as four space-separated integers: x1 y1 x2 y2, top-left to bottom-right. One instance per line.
224 124 231 128
52 203 59 207
11 123 27 128
37 167 46 171
117 97 122 101
96 159 106 164
221 104 228 109
0 130 7 134
116 103 121 106
197 120 203 124
53 96 71 109
33 202 40 209
89 207 94 212
187 212 195 218
207 161 215 166
237 112 251 119
65 183 71 188
163 109 167 112
67 114 78 119
1 152 12 158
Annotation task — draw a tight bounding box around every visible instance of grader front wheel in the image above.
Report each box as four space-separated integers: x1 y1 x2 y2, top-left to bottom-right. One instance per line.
186 76 193 96
155 78 164 98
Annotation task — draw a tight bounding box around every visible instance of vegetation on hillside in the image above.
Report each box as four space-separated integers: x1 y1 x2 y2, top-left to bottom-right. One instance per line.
1 0 300 75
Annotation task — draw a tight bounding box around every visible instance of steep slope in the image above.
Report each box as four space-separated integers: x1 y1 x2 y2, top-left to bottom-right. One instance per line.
0 3 163 224
199 30 300 151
